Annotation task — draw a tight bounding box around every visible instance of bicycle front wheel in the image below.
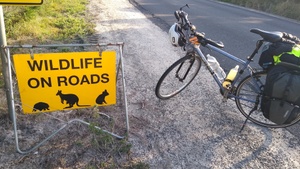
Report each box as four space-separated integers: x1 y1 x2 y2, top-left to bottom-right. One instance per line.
235 71 300 128
155 53 201 100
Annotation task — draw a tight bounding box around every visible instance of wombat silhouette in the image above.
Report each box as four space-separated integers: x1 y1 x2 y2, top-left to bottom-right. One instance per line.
32 102 49 112
96 89 109 104
56 90 90 109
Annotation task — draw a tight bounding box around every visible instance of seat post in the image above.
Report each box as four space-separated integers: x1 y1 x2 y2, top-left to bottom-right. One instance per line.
247 40 264 61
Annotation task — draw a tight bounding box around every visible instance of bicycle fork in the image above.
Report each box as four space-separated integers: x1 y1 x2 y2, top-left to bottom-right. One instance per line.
175 56 195 82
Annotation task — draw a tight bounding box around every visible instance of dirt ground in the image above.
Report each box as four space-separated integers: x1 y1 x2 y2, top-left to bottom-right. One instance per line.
0 0 300 168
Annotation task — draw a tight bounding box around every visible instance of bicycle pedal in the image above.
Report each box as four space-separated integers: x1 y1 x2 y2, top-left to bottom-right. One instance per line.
222 89 230 102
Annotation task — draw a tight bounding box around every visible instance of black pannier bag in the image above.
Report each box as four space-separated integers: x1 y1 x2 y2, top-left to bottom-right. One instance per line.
259 32 300 70
259 43 300 69
261 63 300 124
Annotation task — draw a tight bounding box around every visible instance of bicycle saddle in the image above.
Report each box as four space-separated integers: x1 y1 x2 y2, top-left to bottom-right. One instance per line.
250 28 283 43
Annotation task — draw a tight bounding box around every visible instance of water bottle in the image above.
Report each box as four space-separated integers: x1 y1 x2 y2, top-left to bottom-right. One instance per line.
222 65 239 89
207 54 226 82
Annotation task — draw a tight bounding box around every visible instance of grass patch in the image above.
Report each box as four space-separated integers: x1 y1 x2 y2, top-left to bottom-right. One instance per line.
3 0 95 44
219 0 300 21
88 123 149 169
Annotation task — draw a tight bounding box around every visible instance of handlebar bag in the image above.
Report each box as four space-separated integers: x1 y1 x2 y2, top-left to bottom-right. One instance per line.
261 63 300 124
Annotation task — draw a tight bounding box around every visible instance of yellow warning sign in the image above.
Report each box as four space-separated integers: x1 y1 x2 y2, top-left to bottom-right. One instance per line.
0 0 43 5
13 51 116 114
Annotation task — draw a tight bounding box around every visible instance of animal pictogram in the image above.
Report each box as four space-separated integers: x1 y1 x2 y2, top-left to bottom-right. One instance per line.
96 89 109 104
56 90 90 109
33 102 50 112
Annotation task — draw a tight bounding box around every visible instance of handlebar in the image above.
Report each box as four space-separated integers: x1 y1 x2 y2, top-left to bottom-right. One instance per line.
175 4 224 48
195 32 224 48
205 38 225 48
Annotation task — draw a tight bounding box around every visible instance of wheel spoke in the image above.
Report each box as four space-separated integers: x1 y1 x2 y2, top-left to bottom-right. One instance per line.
155 53 201 99
235 71 300 128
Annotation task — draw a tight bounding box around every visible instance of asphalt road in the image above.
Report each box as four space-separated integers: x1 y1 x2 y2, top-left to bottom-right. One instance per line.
130 0 300 140
130 0 300 67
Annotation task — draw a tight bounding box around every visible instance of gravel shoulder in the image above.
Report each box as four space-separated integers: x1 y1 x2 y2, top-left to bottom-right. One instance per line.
94 0 300 168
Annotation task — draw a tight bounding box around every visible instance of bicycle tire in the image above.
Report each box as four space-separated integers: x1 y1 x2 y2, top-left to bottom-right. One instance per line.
155 53 201 100
235 71 300 128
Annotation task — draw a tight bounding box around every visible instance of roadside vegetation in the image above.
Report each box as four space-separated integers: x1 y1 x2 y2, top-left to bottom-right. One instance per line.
220 0 300 21
3 0 95 44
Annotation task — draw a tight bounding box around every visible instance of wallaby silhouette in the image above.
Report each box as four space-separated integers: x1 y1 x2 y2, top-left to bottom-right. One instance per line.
56 90 90 109
96 89 109 104
33 102 49 112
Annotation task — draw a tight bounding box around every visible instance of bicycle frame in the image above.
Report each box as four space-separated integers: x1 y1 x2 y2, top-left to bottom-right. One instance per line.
161 5 300 128
173 5 265 101
189 40 264 100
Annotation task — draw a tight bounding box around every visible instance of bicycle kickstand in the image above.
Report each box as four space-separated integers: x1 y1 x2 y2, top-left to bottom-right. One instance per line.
240 95 260 132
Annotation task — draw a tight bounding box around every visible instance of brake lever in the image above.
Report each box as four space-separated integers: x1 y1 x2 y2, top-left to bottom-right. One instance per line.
174 11 180 21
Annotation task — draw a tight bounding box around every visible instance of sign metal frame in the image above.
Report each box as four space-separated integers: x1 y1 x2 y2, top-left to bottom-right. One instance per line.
3 42 129 154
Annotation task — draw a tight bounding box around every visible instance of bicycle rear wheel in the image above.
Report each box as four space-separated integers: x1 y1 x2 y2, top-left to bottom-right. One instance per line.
155 53 201 100
235 71 300 128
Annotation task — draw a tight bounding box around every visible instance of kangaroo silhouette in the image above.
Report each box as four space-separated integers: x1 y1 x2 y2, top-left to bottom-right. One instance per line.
56 90 90 109
96 89 109 104
33 102 49 112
